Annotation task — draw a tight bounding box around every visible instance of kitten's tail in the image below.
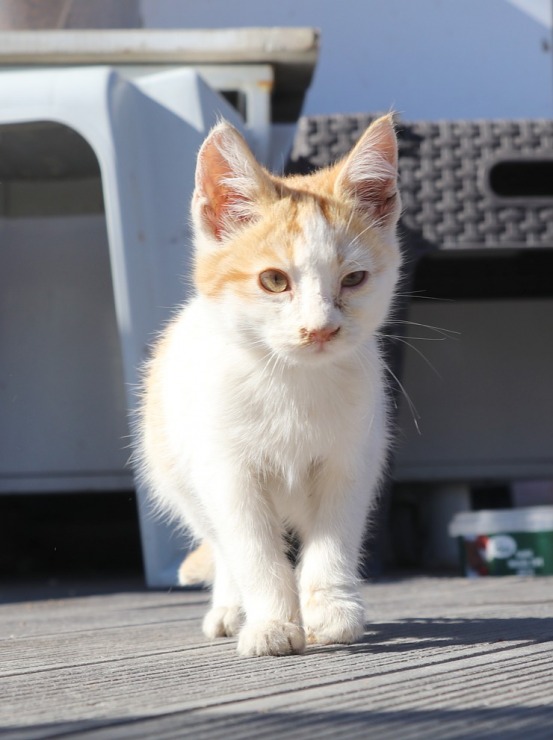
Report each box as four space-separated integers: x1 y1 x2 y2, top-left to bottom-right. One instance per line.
178 541 215 586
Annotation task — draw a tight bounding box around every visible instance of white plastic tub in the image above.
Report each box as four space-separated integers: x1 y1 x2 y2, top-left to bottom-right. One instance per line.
449 507 553 577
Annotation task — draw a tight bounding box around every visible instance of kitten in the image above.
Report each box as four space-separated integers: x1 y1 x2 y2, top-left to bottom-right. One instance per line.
139 115 401 657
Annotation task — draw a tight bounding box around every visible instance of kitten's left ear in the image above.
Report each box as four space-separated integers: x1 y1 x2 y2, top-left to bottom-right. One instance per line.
334 114 400 227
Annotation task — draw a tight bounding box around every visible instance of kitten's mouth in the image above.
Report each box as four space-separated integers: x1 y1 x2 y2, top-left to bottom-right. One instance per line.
310 340 333 354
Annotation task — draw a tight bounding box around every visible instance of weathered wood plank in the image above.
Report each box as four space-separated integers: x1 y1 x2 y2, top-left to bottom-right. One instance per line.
1 577 552 739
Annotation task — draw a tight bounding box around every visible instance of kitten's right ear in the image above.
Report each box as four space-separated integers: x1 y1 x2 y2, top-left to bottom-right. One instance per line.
334 114 400 229
192 122 274 244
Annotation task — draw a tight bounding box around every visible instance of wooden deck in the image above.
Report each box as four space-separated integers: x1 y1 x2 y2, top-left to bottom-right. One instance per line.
1 575 552 738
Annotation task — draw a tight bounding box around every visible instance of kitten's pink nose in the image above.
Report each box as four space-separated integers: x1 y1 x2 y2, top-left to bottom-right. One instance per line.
305 326 341 344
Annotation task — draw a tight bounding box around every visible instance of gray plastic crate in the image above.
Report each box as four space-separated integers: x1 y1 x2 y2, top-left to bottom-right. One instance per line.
287 114 553 254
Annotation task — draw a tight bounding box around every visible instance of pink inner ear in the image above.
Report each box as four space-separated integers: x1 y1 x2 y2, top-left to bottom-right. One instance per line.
335 115 399 224
194 127 256 241
196 136 234 239
352 175 397 221
202 193 250 240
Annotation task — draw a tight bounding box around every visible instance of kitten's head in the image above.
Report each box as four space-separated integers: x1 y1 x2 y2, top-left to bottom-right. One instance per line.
191 116 401 365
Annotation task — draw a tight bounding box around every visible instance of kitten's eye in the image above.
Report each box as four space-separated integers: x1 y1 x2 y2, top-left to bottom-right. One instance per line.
259 269 290 294
341 270 368 288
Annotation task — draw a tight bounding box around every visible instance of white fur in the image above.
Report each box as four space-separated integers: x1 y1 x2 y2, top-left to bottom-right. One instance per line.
139 121 401 657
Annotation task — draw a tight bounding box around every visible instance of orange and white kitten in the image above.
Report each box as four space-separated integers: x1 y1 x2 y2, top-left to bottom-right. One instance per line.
139 115 401 657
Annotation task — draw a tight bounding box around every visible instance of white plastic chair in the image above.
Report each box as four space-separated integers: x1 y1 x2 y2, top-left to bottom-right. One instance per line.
0 65 244 586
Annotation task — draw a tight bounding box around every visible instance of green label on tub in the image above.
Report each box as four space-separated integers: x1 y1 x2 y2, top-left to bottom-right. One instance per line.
458 531 553 577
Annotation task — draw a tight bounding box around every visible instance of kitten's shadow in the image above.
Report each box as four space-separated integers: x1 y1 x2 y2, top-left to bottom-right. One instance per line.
306 616 553 656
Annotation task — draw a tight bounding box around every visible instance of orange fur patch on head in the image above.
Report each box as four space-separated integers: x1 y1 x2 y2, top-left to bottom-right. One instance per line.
194 115 400 300
194 187 304 300
194 177 386 300
282 169 394 274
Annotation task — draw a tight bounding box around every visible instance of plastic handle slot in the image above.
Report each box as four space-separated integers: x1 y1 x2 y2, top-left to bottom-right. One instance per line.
489 159 553 198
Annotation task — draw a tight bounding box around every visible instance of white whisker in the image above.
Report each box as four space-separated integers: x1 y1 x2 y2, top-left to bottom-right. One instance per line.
395 292 454 302
390 319 460 339
382 334 442 379
380 332 447 342
383 362 421 434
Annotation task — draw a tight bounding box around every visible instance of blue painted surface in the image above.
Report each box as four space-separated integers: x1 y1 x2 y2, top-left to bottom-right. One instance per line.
142 0 553 120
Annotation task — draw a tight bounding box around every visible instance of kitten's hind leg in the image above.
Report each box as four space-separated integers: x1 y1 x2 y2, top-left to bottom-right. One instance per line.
202 544 243 639
178 540 215 586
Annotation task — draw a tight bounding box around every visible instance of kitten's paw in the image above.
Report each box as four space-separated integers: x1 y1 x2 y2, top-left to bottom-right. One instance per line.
203 606 243 639
237 620 305 657
302 589 365 645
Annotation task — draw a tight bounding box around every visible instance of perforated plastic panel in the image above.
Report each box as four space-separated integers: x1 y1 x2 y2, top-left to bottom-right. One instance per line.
287 115 553 252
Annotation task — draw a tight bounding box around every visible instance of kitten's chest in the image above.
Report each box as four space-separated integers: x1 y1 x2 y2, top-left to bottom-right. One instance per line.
226 362 367 473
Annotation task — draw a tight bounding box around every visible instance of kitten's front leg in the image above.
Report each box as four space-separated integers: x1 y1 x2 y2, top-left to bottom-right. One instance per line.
202 465 304 657
298 462 375 646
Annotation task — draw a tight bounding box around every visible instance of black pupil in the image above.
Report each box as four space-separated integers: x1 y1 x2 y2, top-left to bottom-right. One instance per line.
346 272 363 285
